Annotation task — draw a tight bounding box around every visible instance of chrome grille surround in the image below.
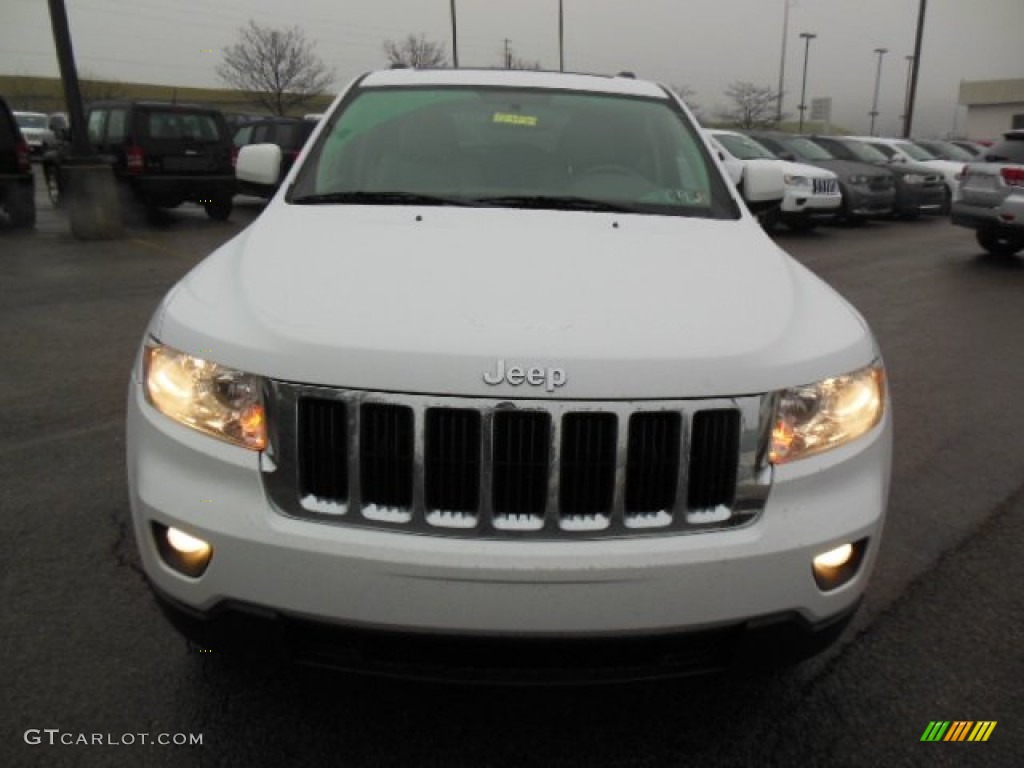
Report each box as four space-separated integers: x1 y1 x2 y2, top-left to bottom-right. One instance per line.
261 381 774 540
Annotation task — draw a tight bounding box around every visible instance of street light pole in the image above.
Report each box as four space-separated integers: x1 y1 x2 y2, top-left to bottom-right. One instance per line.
450 0 458 68
869 47 888 136
776 0 790 124
797 32 816 134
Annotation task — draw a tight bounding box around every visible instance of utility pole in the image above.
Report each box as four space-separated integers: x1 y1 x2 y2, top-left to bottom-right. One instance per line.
797 32 816 134
903 0 927 137
46 0 120 238
558 0 565 72
869 47 888 136
776 0 790 124
450 0 459 68
900 55 914 136
503 38 512 69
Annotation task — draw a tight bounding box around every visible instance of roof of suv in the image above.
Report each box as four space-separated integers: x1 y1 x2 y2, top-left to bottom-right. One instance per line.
359 68 669 98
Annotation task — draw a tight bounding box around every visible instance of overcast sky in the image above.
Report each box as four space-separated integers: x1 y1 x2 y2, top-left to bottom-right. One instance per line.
2 0 1022 136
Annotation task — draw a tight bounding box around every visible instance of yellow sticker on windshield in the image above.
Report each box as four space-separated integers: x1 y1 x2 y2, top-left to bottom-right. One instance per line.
492 112 538 127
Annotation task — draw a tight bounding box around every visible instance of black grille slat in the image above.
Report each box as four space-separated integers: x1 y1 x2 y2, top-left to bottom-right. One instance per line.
425 408 481 512
559 413 617 517
298 398 348 502
360 403 413 509
492 411 550 516
687 410 740 510
625 412 681 514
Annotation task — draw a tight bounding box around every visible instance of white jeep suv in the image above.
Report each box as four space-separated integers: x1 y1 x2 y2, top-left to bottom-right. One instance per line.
127 69 891 679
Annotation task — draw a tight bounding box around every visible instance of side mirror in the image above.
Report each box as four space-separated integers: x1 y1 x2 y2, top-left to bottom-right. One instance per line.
778 151 797 162
237 143 282 186
741 163 785 205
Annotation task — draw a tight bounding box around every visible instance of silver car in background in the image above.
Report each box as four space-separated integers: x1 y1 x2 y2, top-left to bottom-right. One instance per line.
951 129 1024 256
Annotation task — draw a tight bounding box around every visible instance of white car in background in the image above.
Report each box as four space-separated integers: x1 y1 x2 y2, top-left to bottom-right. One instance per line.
13 111 56 155
845 136 963 202
707 129 841 231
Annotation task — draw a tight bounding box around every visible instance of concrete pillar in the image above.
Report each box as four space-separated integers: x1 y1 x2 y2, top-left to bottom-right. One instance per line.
65 164 122 240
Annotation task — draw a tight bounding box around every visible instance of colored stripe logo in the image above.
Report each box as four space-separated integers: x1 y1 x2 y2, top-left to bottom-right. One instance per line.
921 721 997 742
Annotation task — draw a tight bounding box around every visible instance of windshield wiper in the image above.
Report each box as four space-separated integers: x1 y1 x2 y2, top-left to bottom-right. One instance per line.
290 190 476 206
471 195 637 213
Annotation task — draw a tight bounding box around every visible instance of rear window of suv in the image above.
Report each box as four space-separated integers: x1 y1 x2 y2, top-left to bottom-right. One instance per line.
145 111 223 142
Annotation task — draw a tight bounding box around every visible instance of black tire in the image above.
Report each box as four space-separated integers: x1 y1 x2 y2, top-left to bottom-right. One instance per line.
976 230 1024 257
44 165 63 208
7 184 36 228
204 197 233 221
757 206 781 233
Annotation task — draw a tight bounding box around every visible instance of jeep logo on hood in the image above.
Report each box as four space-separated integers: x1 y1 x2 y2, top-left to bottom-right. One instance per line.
483 359 566 392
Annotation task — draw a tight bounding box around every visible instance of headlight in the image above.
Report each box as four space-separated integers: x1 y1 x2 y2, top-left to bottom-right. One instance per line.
784 174 810 187
769 362 885 464
846 174 869 184
143 343 266 450
902 173 924 184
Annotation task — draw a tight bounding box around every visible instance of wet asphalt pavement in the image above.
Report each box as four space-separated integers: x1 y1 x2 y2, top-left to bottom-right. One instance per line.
1 174 1022 767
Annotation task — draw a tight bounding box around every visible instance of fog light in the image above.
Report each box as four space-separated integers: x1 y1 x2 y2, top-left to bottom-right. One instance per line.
812 539 867 591
167 527 210 555
153 523 213 578
813 543 853 569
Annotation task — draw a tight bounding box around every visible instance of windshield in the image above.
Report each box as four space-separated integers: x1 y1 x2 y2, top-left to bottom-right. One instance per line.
290 85 737 219
714 132 777 160
916 140 973 161
16 113 47 130
837 139 888 163
895 141 936 161
780 136 834 161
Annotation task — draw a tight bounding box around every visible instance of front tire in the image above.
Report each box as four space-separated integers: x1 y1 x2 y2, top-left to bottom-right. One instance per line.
45 165 63 208
204 197 232 221
976 230 1024 257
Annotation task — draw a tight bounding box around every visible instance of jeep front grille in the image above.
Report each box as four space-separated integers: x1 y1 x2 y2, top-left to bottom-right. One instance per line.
812 178 839 195
262 383 772 539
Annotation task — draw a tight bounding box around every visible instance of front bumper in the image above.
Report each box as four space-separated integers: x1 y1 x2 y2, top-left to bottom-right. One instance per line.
780 187 841 215
842 184 895 217
127 174 236 206
127 368 891 645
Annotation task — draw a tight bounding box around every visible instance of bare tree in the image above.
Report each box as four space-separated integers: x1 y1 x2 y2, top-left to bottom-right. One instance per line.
383 34 448 68
717 81 781 129
218 21 332 116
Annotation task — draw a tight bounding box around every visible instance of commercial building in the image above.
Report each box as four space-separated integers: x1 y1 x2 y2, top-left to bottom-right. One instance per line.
958 79 1024 140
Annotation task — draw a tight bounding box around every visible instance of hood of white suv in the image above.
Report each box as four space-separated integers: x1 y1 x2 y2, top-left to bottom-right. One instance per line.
154 205 875 398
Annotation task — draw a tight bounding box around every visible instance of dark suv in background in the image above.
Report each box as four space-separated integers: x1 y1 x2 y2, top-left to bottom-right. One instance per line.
44 101 236 220
808 135 947 218
0 95 36 228
232 116 316 196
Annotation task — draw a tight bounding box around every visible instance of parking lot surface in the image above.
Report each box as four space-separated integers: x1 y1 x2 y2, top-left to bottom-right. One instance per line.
2 177 1023 767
